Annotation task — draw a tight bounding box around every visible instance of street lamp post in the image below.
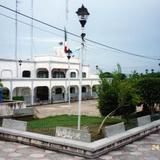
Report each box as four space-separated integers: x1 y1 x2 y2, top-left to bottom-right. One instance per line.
76 5 90 130
18 59 22 78
66 49 72 115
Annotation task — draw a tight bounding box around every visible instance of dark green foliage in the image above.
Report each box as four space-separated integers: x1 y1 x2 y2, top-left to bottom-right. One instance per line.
136 77 160 112
97 73 118 116
97 68 160 117
98 87 118 116
101 72 113 78
13 96 24 101
97 68 141 117
3 94 9 100
142 72 160 78
115 81 138 117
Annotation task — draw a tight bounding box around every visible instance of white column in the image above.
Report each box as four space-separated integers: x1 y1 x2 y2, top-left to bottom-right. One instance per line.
90 86 93 97
9 81 13 101
49 61 51 78
31 81 34 105
49 84 52 103
64 80 68 102
49 61 52 103
34 62 36 78
91 80 93 97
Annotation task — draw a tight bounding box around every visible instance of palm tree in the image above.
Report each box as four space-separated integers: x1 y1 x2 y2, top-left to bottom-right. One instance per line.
145 69 148 74
151 69 154 73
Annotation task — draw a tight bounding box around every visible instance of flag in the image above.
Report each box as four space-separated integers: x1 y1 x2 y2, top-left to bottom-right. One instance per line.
64 27 68 53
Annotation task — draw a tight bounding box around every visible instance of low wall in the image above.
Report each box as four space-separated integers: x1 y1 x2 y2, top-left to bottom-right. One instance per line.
0 101 26 116
0 119 159 158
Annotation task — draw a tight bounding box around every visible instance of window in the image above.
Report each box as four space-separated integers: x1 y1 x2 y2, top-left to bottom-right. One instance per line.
70 72 76 78
82 72 86 78
37 70 49 78
52 71 65 78
22 70 31 77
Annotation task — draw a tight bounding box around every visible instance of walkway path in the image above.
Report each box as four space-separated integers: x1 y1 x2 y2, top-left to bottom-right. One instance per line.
0 131 159 160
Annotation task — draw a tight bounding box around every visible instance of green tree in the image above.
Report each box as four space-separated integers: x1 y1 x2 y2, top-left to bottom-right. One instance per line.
142 72 160 78
136 77 160 114
97 69 141 134
97 69 140 117
97 71 118 116
116 79 140 117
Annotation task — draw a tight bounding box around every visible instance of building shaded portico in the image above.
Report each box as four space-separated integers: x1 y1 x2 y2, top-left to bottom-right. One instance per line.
51 86 65 102
34 86 49 103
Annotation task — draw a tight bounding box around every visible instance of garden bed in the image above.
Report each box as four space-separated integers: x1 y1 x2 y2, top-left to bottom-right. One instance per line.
26 115 124 141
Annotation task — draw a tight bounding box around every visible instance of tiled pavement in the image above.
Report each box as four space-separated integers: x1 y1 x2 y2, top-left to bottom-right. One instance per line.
0 131 159 160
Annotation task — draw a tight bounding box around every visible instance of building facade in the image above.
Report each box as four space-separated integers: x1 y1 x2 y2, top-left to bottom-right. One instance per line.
0 48 99 106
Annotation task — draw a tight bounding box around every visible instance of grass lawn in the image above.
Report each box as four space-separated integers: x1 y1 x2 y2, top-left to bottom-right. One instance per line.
27 115 124 140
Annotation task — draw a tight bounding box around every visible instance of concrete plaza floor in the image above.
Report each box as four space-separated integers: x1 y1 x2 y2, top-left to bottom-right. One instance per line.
34 99 101 118
0 131 159 160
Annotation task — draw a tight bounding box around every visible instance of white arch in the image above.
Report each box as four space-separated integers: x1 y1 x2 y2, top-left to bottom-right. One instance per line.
1 69 13 78
66 69 78 78
36 68 49 78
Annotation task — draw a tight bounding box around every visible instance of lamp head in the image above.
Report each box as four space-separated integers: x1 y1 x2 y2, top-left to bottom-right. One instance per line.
76 5 90 28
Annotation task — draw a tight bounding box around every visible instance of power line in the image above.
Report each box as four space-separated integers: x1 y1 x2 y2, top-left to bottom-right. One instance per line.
0 12 106 57
0 12 114 57
0 12 81 43
0 13 108 57
86 39 158 60
0 4 159 61
1 10 156 60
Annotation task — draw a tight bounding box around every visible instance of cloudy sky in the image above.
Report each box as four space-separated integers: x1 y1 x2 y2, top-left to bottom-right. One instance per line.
0 0 160 73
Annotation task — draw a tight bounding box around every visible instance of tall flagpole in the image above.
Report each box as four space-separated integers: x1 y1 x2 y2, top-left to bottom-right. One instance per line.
30 0 33 60
15 0 18 78
65 0 69 23
65 0 71 115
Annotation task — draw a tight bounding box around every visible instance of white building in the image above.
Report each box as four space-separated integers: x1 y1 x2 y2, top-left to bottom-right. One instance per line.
0 46 99 106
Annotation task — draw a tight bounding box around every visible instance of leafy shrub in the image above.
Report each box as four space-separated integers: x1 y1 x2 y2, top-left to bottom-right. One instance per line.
13 96 24 101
